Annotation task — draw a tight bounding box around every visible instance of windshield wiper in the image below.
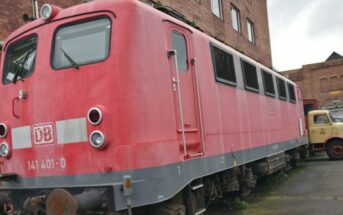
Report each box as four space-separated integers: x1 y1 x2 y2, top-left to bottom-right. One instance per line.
13 48 35 84
60 48 79 69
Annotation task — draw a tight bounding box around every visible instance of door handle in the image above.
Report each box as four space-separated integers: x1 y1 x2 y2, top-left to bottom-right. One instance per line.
12 97 19 118
12 90 27 119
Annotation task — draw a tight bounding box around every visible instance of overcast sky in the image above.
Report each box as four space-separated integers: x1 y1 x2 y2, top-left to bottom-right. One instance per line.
267 0 343 71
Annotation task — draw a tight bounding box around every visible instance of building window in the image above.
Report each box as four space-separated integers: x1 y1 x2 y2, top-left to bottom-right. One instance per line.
287 83 296 103
241 60 259 92
247 19 255 43
262 70 275 97
211 0 222 19
171 32 188 71
320 78 328 91
211 44 236 86
276 77 287 100
231 5 241 33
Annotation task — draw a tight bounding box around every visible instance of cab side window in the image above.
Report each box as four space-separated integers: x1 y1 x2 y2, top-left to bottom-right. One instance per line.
314 114 330 125
3 35 37 84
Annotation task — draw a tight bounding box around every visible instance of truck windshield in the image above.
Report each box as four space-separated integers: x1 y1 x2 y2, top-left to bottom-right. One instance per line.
329 112 343 122
2 35 37 84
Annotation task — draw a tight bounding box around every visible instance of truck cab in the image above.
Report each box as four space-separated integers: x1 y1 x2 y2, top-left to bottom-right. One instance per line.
308 110 343 159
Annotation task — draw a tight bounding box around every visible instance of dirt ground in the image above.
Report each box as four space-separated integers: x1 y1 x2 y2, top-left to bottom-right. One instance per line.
208 152 343 215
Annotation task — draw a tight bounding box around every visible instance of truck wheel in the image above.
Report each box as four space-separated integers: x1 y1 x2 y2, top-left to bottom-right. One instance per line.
326 140 343 160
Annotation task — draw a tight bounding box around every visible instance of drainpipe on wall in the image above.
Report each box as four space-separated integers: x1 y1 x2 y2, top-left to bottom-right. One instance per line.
32 0 40 19
0 41 3 61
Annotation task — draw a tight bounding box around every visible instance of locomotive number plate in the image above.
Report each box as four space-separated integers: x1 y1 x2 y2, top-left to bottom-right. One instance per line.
27 157 67 171
32 123 55 145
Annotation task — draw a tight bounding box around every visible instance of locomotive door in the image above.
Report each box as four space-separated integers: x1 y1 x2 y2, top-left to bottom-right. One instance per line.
166 23 205 159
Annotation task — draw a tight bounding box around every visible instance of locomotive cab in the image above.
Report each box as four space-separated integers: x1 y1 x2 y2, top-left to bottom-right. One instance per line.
0 1 127 213
0 1 193 213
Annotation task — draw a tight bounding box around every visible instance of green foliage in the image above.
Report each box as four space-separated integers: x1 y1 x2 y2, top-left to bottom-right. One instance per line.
230 197 249 209
156 1 162 6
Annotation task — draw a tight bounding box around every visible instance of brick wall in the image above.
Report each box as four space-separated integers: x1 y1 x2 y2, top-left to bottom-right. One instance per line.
142 0 272 67
0 0 79 41
284 59 343 107
0 0 272 67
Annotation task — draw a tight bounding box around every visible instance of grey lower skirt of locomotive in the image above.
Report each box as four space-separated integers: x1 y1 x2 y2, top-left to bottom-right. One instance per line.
0 147 306 215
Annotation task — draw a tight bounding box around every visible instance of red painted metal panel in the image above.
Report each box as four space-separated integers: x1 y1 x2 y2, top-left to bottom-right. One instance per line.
0 0 306 182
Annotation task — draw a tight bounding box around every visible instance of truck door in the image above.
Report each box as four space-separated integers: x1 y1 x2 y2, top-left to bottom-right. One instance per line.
309 114 332 143
166 22 204 159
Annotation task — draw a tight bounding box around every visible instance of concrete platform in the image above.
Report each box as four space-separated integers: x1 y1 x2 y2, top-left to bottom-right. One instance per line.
208 152 343 215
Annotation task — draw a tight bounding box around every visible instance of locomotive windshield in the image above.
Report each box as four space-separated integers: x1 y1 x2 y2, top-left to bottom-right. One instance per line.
52 17 111 69
2 35 37 84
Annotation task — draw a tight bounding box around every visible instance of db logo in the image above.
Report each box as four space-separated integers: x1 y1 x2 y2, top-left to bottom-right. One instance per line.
32 123 55 145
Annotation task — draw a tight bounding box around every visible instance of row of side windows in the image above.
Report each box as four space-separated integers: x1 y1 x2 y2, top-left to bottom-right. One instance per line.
169 32 296 104
211 44 296 103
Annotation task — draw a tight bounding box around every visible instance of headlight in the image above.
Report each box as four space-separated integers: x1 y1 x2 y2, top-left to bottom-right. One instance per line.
87 107 103 125
89 131 106 149
0 142 10 158
40 4 52 20
40 4 61 20
0 123 8 138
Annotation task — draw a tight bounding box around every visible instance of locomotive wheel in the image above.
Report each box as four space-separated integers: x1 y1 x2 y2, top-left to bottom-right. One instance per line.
46 189 78 215
326 140 343 160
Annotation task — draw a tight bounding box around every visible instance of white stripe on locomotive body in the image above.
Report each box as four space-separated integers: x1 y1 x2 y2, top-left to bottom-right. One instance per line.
11 118 88 149
12 126 32 149
56 118 88 144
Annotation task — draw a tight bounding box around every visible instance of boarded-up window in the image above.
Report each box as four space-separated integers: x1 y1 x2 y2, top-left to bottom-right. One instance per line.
330 76 338 90
320 78 328 91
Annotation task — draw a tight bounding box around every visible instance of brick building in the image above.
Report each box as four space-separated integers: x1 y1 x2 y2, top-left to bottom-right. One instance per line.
142 0 272 67
0 0 77 41
283 52 343 108
0 0 272 68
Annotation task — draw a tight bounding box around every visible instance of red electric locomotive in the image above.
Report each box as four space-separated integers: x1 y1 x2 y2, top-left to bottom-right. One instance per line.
0 0 308 214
